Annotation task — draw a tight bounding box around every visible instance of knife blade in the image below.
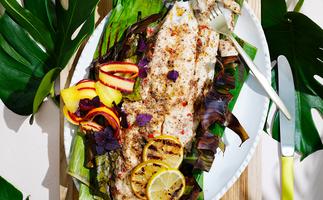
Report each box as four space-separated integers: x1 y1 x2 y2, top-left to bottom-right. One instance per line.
278 55 296 200
278 55 296 156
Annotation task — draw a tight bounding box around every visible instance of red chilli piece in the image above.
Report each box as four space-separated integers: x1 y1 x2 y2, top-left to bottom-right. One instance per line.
181 101 188 107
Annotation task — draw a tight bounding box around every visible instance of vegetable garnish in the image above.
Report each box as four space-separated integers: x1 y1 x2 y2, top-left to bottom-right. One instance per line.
180 176 202 200
167 70 179 82
138 57 149 68
61 80 97 113
191 55 249 172
206 56 249 144
99 62 139 93
100 62 139 77
139 67 148 78
99 74 135 93
138 58 149 78
138 39 148 53
80 121 104 133
76 79 96 90
136 114 153 127
76 80 98 101
78 97 101 113
94 126 121 155
95 81 122 107
113 102 129 128
84 107 120 133
63 106 82 125
195 132 219 171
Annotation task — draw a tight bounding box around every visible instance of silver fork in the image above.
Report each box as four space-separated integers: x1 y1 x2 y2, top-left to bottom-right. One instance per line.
207 5 291 120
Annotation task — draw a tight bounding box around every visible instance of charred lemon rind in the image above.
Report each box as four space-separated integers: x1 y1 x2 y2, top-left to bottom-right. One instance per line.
143 135 184 169
130 160 169 199
146 168 186 200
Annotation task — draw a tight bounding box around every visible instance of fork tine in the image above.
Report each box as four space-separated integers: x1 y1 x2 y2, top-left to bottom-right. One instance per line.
210 8 217 18
214 3 223 15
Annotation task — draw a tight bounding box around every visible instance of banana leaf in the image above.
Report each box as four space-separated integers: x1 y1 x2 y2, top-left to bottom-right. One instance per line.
68 132 90 186
79 183 97 200
93 0 166 60
68 132 113 199
262 0 323 159
0 0 99 116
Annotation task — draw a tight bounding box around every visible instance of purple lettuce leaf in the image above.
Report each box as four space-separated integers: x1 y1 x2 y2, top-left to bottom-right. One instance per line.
94 126 120 155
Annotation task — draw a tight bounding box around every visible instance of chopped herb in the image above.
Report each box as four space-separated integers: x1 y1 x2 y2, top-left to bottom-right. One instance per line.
139 67 148 78
138 57 149 67
136 113 153 126
138 39 148 52
167 70 179 82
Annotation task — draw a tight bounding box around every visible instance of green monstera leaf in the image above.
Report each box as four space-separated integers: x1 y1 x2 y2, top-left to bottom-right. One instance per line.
0 0 99 116
262 0 323 159
0 176 23 200
0 13 48 115
0 0 54 52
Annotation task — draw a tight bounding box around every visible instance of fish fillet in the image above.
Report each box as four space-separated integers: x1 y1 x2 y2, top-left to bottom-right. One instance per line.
112 2 219 199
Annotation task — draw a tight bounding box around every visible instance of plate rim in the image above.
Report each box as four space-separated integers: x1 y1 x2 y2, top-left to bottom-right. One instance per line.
212 2 271 200
63 2 271 199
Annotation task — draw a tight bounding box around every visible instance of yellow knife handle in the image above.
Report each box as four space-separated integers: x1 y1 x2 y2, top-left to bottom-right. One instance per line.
281 156 294 200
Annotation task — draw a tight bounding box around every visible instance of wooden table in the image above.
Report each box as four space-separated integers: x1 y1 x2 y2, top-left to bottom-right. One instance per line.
60 0 262 199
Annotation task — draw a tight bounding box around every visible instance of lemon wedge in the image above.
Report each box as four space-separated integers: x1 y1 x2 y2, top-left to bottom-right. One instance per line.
146 169 185 200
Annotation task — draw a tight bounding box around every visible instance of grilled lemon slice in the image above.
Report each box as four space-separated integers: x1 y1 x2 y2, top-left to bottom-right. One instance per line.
131 160 169 199
146 169 185 200
143 135 183 168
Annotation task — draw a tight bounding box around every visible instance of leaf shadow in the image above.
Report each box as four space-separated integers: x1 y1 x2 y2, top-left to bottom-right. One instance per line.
2 106 28 132
245 73 268 98
308 150 323 199
33 100 60 200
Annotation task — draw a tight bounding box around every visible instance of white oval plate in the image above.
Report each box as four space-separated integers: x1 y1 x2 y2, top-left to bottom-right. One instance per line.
64 2 271 200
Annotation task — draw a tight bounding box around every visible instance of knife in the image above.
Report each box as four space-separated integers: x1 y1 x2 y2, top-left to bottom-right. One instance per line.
278 55 296 200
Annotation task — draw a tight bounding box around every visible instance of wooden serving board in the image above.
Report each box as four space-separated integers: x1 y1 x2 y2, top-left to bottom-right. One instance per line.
60 0 262 199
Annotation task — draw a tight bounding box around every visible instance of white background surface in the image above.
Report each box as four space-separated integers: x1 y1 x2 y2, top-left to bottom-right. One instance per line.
262 0 323 200
0 1 322 200
0 100 59 199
